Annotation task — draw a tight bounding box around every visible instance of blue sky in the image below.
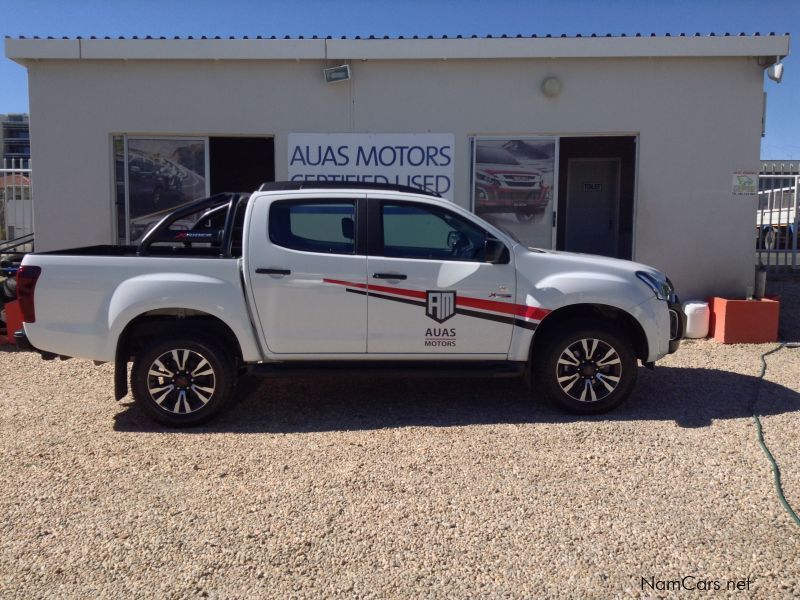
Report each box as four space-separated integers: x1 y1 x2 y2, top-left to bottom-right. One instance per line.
1 0 798 157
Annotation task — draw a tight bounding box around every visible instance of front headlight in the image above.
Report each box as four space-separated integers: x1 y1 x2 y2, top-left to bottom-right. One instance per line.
636 271 672 301
477 172 500 186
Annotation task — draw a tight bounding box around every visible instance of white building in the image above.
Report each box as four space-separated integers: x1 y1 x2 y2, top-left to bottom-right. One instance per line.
4 33 790 298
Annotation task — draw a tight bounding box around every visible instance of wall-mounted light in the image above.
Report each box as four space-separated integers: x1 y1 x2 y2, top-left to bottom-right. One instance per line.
541 76 562 97
323 64 351 84
767 61 784 83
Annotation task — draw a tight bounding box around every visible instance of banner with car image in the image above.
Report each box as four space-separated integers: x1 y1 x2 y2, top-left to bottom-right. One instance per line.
472 138 555 249
115 137 208 243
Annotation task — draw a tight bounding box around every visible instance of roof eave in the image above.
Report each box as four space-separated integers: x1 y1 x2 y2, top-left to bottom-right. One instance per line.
5 35 790 63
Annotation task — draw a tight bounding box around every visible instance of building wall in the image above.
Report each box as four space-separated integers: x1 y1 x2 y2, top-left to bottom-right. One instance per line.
27 56 764 298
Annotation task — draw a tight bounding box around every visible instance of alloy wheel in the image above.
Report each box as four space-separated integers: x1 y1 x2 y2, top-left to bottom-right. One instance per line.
555 338 622 403
146 348 216 414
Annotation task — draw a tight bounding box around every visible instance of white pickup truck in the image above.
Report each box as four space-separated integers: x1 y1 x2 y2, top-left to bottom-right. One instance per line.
16 182 683 426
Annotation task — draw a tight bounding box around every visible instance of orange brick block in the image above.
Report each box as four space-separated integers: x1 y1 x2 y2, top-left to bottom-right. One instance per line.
4 300 23 345
707 297 780 344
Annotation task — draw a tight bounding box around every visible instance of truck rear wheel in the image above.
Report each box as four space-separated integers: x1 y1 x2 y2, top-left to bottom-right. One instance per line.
131 335 236 427
534 321 637 414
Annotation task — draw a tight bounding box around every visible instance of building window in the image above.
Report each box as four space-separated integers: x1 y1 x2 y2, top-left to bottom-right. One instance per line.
472 137 556 250
113 136 208 244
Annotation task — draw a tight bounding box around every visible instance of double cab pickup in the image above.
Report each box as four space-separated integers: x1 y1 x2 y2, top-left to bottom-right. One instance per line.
16 182 683 426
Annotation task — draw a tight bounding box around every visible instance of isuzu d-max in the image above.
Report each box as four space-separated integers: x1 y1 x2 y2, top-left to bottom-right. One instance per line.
16 182 683 426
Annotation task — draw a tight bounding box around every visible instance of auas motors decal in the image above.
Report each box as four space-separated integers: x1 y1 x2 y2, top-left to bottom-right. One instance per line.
425 327 456 347
426 290 456 323
424 291 457 347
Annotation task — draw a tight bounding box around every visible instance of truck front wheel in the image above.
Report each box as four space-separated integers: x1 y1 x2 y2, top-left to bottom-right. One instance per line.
131 335 236 427
534 322 637 414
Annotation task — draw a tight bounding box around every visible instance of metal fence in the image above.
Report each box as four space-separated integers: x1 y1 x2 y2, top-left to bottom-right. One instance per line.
0 158 33 253
756 173 798 273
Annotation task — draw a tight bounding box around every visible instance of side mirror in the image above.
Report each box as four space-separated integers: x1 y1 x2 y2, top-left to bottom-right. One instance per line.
484 238 508 263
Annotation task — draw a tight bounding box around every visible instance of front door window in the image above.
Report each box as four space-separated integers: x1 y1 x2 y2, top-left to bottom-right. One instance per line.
381 203 487 261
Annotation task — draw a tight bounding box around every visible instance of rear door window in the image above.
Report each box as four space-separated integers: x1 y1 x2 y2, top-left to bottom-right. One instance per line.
269 200 356 254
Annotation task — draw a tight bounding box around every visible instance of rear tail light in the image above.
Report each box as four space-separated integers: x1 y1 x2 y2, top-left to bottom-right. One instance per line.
16 265 42 323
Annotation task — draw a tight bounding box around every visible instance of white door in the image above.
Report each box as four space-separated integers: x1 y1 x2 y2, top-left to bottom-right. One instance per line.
365 199 516 355
246 195 367 353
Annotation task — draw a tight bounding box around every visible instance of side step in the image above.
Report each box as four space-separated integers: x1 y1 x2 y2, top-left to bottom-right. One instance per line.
247 360 526 380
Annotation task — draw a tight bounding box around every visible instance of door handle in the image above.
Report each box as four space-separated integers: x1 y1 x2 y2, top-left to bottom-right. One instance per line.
256 268 291 275
372 272 407 280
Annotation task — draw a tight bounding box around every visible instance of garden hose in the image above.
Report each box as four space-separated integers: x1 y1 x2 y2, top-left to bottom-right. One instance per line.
752 342 800 528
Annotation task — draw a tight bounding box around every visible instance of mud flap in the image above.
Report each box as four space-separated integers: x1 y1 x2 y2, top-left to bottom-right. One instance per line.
114 346 128 400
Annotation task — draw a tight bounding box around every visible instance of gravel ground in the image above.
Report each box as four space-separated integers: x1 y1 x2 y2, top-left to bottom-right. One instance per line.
1 281 799 598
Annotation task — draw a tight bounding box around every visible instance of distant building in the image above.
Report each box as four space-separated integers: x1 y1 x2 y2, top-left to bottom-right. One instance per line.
761 160 800 175
0 113 30 167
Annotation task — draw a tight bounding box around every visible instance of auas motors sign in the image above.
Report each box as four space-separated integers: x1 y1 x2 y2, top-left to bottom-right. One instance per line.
288 133 455 200
426 290 456 323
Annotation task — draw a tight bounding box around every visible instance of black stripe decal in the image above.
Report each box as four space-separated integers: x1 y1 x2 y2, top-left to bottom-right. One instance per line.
346 288 538 331
364 289 427 308
513 318 538 331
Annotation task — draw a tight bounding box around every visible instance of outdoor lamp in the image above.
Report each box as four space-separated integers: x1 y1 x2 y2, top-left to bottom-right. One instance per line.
541 76 562 97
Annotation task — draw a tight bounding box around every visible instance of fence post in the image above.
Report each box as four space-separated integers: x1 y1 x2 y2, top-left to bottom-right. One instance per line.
793 175 799 271
0 158 34 250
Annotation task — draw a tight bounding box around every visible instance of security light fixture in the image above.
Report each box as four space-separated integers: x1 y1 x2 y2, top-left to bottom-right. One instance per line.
767 61 784 83
324 64 351 84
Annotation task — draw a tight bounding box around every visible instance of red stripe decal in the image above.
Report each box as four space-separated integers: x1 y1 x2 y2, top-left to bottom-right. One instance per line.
323 278 551 321
324 278 368 290
454 295 549 319
519 305 552 321
365 282 426 300
324 278 425 300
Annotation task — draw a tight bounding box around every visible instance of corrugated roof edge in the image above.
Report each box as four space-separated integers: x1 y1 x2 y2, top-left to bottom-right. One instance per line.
6 33 789 62
1 32 792 40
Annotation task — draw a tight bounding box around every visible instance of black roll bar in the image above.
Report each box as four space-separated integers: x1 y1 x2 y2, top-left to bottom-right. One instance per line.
136 192 250 257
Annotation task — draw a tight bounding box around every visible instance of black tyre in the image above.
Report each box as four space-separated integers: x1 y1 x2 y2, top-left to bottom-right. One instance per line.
534 321 637 414
131 335 236 427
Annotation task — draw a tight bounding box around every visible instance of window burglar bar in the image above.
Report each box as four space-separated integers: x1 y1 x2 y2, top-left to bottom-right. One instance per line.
0 158 33 251
756 174 799 273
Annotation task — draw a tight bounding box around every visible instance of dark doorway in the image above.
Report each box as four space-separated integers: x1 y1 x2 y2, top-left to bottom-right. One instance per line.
209 137 274 195
557 136 636 259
